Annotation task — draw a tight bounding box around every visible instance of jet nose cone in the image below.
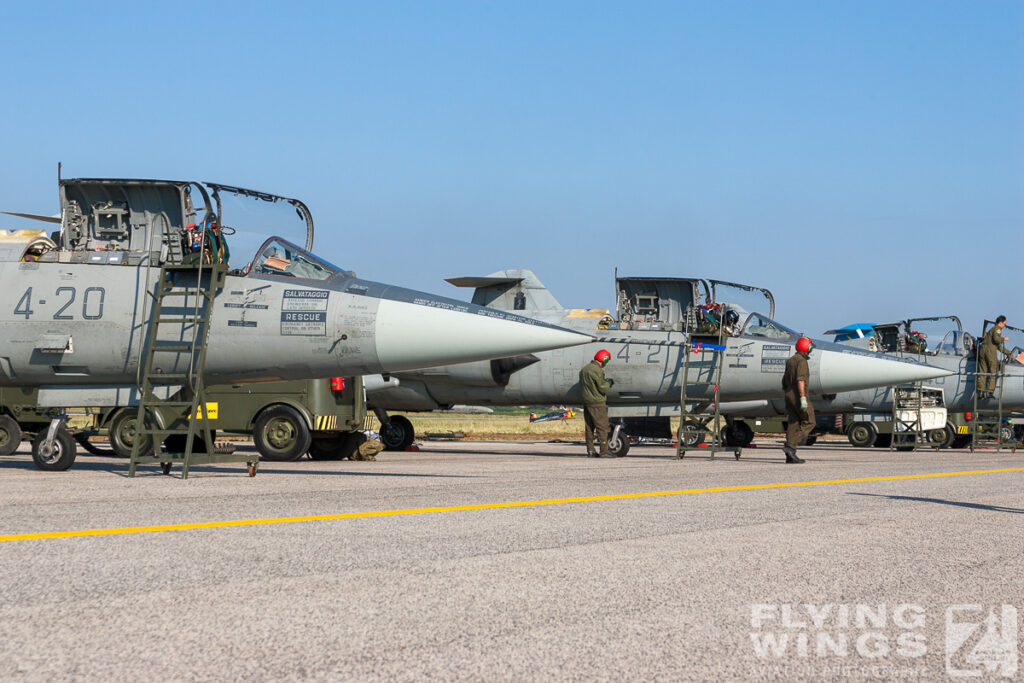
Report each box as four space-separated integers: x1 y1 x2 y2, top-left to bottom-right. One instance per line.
816 348 954 393
374 296 591 372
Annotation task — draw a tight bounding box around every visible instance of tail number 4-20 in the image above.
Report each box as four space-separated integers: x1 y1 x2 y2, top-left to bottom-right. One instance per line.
14 286 105 320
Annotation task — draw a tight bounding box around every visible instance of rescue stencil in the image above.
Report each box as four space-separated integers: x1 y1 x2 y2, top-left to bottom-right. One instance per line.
281 289 329 335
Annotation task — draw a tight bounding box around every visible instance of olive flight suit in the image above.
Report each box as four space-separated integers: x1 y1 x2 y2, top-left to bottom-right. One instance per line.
782 351 815 449
978 325 1011 394
579 359 613 455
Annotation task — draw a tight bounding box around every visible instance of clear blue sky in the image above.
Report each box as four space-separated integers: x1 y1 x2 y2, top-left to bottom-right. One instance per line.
1 1 1021 337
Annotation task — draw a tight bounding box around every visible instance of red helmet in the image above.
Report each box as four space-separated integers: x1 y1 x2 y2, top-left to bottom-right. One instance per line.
796 337 814 354
594 349 611 364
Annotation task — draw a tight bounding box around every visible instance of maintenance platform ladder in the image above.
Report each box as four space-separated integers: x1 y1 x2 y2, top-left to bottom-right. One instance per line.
675 321 741 460
128 232 257 478
890 383 928 452
969 366 1013 454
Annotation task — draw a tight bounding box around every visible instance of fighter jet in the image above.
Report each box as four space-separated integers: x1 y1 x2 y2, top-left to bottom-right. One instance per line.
715 316 1024 448
0 179 592 465
364 270 953 454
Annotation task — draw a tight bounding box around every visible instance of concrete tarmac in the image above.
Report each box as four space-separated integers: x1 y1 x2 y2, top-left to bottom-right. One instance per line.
1 439 1021 681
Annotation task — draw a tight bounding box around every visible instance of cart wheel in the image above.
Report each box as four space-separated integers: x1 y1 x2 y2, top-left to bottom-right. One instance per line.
161 463 171 475
253 405 311 461
248 464 256 477
0 415 23 455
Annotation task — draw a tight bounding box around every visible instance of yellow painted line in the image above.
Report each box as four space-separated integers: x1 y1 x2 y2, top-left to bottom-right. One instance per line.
1 467 1021 543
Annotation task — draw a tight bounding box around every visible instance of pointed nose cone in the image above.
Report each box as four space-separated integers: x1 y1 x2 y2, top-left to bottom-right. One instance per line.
373 296 591 372
815 348 954 393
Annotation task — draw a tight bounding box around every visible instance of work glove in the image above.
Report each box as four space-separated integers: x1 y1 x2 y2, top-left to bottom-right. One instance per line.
799 396 808 412
607 378 615 387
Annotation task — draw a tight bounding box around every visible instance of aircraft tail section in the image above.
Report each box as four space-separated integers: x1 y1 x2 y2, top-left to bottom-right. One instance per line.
446 269 564 312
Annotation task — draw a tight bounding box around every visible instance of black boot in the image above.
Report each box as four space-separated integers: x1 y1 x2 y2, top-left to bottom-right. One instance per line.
783 445 804 464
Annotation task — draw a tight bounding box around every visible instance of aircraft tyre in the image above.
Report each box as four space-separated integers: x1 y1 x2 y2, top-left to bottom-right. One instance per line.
847 422 877 448
0 415 22 455
164 431 218 454
678 420 706 448
31 426 76 471
254 405 311 461
607 431 630 457
308 432 361 460
721 421 754 447
951 435 971 449
1000 425 1015 443
380 415 415 451
928 424 954 449
109 409 154 458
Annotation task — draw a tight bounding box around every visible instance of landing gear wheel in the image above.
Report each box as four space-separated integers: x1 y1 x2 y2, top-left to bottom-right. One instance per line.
721 421 754 448
1000 425 1015 443
678 420 706 448
847 422 877 448
607 431 630 457
74 433 114 456
164 431 217 455
31 427 76 471
379 415 414 451
308 433 361 460
109 409 153 458
0 415 23 455
308 434 344 460
253 406 311 461
928 425 954 449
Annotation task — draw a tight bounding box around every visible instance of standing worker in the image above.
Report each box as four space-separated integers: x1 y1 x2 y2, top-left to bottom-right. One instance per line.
978 315 1011 398
580 349 615 457
781 337 816 464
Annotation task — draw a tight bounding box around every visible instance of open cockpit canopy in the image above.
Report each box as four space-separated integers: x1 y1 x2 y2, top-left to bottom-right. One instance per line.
3 178 318 271
611 275 775 335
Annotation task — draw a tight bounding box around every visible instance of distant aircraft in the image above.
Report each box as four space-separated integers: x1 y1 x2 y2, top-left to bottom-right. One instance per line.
364 270 952 454
715 316 1024 448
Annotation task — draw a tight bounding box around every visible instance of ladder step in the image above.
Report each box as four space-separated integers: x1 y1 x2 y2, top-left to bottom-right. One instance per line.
154 317 204 324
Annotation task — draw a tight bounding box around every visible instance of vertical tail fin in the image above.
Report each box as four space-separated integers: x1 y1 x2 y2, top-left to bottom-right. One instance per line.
446 269 563 312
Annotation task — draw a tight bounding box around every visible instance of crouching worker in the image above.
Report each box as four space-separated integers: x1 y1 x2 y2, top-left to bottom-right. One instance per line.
580 349 615 457
782 337 815 464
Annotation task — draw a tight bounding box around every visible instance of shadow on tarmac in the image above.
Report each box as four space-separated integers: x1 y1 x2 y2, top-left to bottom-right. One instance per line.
0 458 477 479
848 492 1023 514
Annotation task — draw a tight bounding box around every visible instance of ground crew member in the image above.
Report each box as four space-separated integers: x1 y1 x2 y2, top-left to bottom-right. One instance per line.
781 337 815 464
977 315 1011 398
580 349 614 457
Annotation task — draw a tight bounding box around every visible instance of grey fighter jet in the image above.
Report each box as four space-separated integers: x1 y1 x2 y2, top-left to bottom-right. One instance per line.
0 179 591 465
714 316 1024 448
365 270 953 453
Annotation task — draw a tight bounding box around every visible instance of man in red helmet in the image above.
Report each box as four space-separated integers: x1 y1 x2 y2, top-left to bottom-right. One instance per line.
580 349 615 457
781 337 815 464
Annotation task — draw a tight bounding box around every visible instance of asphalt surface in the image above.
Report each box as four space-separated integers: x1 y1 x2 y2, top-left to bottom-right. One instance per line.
1 438 1021 681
